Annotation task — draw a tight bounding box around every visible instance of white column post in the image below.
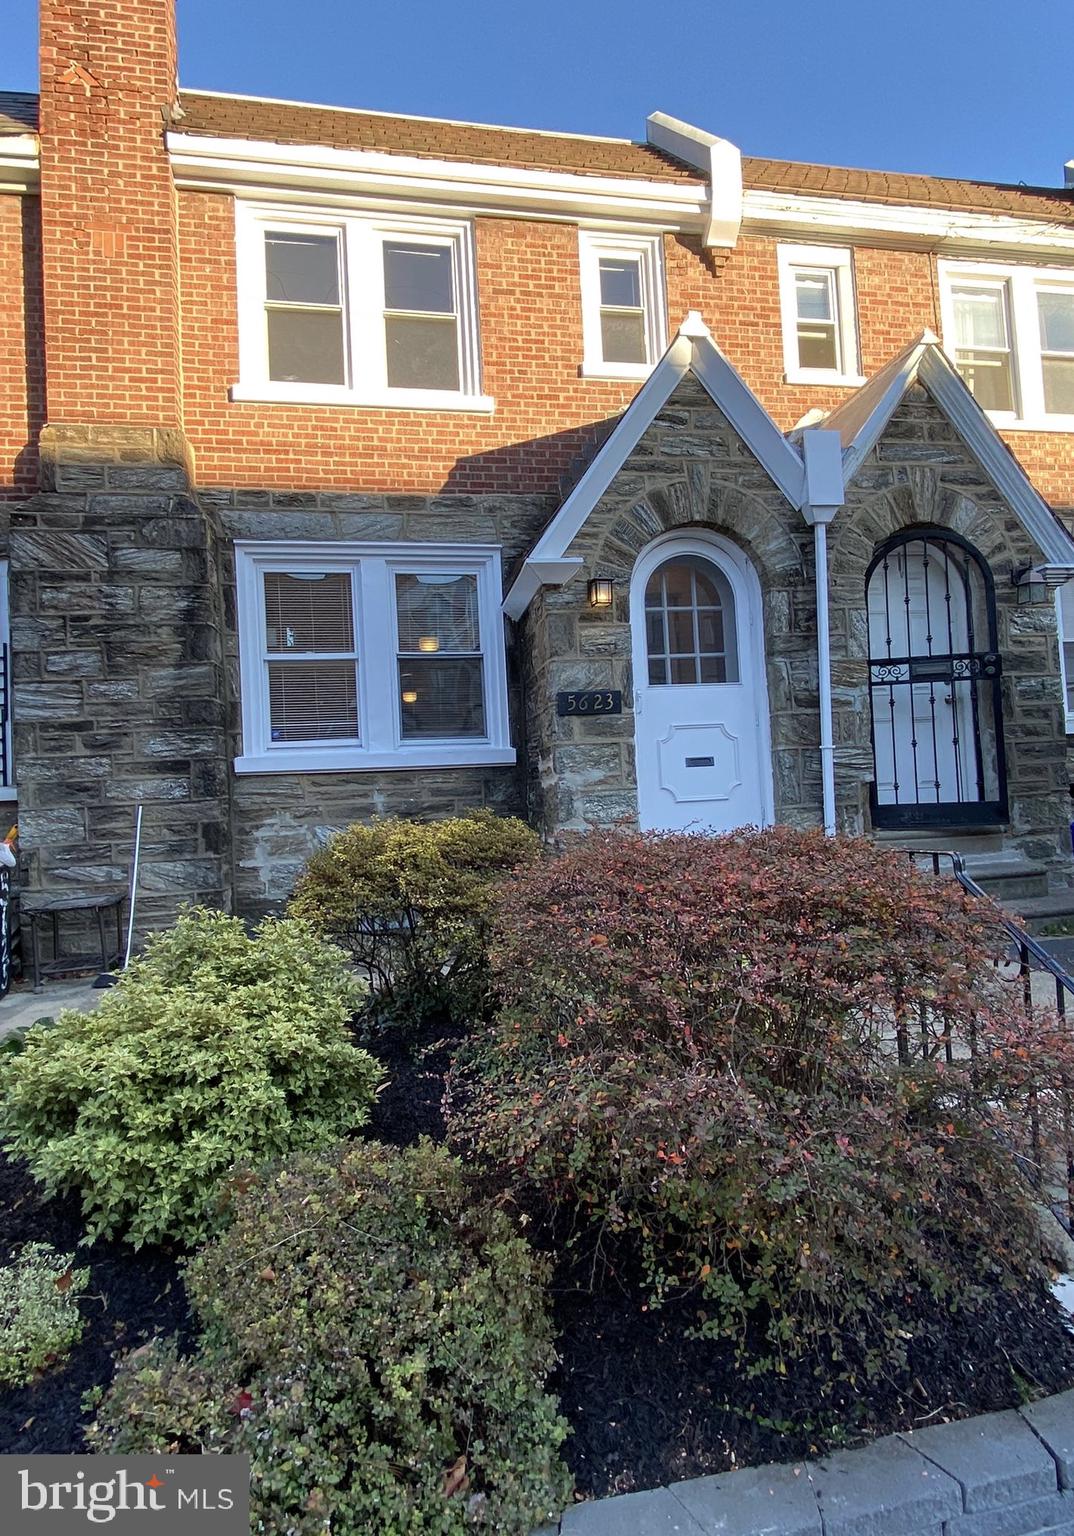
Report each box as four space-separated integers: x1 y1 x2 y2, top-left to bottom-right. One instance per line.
801 430 846 838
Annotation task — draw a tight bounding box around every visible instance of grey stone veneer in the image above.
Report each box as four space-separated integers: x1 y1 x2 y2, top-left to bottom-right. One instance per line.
547 1389 1074 1535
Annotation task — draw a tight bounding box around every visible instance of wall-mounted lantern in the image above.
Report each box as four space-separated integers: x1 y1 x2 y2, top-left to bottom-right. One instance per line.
1013 565 1069 607
587 577 614 609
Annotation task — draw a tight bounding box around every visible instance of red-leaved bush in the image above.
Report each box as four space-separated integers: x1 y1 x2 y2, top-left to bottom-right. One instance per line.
446 827 1074 1379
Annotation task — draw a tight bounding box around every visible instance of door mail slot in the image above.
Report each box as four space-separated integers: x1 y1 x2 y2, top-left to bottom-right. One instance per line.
684 755 715 768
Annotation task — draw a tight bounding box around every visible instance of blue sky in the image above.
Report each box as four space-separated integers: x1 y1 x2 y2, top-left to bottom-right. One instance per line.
6 0 1071 188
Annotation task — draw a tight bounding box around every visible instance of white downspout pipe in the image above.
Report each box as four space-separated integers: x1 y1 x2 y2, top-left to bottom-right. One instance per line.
813 520 836 836
801 430 845 838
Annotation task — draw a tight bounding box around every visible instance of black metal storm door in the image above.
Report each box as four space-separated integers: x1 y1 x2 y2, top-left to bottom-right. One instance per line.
866 528 1007 828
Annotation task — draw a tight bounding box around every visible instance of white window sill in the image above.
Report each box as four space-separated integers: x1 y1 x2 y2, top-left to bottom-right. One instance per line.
229 382 496 413
235 745 516 775
784 367 866 388
579 361 655 382
0 786 17 802
989 414 1074 434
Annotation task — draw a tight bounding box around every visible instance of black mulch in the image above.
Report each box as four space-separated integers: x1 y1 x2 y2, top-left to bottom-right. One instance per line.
5 1022 1074 1500
0 1152 189 1455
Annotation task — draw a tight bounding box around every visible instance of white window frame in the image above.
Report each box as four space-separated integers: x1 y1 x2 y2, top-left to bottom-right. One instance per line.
940 260 1074 432
232 203 494 412
776 243 864 387
235 541 514 774
578 230 667 380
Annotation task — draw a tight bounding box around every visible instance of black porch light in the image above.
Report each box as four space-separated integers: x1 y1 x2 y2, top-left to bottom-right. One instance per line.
587 576 614 609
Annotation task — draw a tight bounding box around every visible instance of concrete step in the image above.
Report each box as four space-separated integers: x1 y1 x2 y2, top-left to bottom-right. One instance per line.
960 852 1049 902
876 829 1012 857
1003 891 1074 935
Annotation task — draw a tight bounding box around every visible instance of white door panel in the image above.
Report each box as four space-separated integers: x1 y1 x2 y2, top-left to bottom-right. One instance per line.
631 534 771 834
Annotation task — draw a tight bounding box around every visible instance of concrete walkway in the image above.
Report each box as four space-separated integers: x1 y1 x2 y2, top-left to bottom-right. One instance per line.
0 976 104 1038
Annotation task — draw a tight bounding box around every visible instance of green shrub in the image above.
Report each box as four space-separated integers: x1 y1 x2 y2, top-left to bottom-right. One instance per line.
91 1139 572 1535
289 810 541 1028
0 908 383 1247
0 1242 89 1386
448 827 1071 1382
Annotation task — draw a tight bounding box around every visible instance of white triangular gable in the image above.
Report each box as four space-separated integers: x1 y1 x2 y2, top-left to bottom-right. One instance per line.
827 331 1074 568
502 313 807 618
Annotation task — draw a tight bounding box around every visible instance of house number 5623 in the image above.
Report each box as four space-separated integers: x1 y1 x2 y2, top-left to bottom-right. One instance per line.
555 690 623 717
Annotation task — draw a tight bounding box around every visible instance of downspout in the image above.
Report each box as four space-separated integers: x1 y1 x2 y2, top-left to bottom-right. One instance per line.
801 431 845 837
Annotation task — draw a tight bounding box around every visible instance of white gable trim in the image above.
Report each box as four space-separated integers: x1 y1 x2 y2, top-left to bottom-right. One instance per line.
502 313 807 620
828 332 1074 568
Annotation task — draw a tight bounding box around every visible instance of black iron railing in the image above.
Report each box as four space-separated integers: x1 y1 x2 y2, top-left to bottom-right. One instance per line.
906 847 1074 1230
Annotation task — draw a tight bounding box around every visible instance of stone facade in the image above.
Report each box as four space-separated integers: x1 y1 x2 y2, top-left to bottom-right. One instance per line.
520 373 1073 889
10 425 231 931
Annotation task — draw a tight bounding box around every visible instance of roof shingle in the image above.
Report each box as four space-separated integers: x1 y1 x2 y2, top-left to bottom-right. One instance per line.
0 92 37 135
175 90 700 182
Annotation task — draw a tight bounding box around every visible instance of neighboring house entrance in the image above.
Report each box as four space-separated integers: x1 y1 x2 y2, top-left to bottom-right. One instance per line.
630 532 773 833
866 528 1007 828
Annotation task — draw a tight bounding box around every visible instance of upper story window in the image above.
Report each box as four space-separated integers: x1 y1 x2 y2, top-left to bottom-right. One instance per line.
776 244 863 387
940 261 1074 430
578 231 666 380
234 542 513 774
233 206 492 412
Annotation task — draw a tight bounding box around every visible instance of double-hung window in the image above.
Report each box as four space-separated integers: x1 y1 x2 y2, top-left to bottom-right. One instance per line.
235 543 512 773
1058 582 1074 733
578 231 666 379
234 206 491 410
940 261 1074 429
776 244 863 386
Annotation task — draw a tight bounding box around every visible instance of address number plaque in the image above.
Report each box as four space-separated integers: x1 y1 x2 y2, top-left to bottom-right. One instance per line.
556 689 623 717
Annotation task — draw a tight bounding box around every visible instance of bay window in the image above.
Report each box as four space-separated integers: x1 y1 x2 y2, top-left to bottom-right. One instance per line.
233 206 491 410
235 543 512 773
940 261 1074 428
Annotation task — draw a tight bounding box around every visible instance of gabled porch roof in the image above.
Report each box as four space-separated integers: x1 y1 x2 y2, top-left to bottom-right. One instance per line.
502 319 1074 620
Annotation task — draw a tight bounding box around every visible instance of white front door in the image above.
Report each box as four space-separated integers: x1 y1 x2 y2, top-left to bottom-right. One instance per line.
631 533 773 833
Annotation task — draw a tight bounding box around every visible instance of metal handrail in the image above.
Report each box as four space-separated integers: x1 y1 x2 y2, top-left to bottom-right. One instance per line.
907 847 1074 1020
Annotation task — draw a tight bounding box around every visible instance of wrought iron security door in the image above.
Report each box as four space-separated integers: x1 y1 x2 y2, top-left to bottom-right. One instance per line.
866 529 1007 828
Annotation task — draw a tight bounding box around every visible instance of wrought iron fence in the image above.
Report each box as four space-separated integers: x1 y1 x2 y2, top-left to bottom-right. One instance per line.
906 847 1074 1233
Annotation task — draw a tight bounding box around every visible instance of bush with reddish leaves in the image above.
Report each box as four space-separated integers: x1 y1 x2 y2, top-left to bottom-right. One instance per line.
447 827 1074 1380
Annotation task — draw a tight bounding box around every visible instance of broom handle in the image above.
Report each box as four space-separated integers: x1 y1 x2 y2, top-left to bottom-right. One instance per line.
123 804 144 969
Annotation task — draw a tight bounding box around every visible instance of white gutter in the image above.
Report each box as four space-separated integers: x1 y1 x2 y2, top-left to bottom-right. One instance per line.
802 430 846 837
646 112 742 248
0 134 39 194
166 132 709 231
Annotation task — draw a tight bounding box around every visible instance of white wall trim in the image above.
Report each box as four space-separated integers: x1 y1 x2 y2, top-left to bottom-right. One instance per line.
234 540 513 774
0 135 39 194
744 187 1074 259
168 132 710 232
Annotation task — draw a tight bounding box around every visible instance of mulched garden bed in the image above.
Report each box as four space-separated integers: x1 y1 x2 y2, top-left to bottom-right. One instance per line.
0 1151 189 1456
4 1022 1074 1501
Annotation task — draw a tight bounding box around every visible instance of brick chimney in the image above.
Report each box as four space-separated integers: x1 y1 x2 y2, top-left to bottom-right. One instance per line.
12 0 230 935
38 0 183 426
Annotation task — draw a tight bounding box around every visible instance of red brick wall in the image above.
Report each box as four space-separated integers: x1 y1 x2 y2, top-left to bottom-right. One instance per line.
37 0 182 428
0 195 43 500
175 199 1074 508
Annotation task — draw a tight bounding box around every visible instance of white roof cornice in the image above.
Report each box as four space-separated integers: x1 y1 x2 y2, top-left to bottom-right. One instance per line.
166 131 710 231
502 313 806 620
0 135 39 194
743 187 1074 259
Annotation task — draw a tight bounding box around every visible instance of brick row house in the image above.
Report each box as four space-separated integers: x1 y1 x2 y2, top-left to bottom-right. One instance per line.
4 0 1074 933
